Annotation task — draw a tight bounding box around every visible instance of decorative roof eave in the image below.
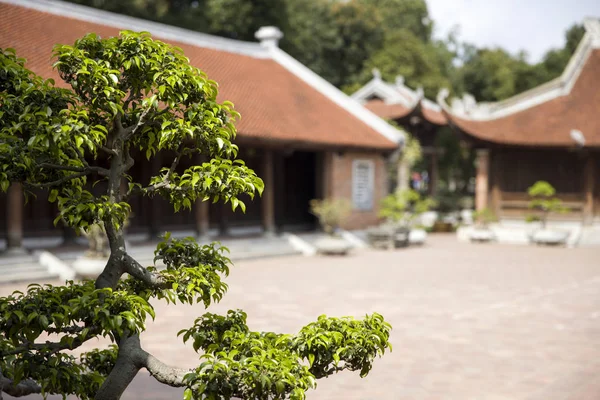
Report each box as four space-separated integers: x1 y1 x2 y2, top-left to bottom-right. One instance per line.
441 17 600 121
3 0 270 58
350 70 415 107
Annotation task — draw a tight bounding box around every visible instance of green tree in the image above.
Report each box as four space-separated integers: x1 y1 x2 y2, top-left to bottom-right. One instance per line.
458 48 520 102
358 0 432 42
527 181 568 229
347 29 452 99
0 32 391 399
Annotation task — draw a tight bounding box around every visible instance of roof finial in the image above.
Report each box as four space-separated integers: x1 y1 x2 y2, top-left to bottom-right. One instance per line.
255 26 284 48
416 86 424 98
584 17 600 47
395 75 405 88
372 68 382 80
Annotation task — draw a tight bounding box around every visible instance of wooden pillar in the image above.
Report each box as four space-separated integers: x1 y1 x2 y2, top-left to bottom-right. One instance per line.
261 149 275 236
490 150 502 217
475 149 490 212
583 154 595 225
6 183 24 253
274 153 286 233
396 159 410 193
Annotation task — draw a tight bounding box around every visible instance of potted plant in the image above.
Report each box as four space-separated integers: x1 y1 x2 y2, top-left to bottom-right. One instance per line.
432 189 461 232
375 189 436 246
309 198 353 255
526 181 569 245
469 207 497 243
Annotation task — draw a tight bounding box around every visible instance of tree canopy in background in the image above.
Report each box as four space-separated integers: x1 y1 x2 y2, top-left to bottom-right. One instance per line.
60 0 587 102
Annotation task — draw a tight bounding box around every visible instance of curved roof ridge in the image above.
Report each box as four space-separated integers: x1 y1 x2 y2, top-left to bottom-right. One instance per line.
440 17 600 122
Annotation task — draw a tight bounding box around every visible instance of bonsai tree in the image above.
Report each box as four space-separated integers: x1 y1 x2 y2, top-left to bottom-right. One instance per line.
527 181 568 229
0 33 391 400
309 198 351 236
378 189 435 228
472 207 497 229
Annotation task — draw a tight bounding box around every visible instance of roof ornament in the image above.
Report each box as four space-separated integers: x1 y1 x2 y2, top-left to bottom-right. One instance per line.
436 88 450 109
570 129 586 147
583 17 600 47
415 86 424 99
255 26 284 48
372 68 382 80
395 75 405 87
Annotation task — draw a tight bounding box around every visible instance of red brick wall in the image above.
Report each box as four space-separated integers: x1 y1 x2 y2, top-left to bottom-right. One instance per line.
324 151 388 230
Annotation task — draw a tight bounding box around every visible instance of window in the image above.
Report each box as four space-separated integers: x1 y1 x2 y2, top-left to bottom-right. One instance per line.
352 159 375 211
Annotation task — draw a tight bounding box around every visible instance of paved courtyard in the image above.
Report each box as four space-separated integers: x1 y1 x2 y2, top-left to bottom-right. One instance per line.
2 234 600 399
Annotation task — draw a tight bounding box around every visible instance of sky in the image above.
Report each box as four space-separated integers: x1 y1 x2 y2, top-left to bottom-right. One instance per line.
427 0 600 63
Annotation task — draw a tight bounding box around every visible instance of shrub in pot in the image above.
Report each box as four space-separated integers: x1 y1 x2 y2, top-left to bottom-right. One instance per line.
469 207 497 243
309 198 353 255
377 189 436 246
526 181 569 245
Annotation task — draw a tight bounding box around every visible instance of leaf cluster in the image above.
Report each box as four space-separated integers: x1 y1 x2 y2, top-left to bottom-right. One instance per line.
178 311 391 400
379 189 435 226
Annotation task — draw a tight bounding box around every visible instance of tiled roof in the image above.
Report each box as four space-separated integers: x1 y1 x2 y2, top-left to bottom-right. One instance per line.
364 99 412 120
0 1 398 150
364 99 448 126
445 49 600 147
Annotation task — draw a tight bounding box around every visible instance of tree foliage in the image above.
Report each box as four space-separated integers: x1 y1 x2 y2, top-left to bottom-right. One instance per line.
61 0 585 102
0 32 391 399
379 189 435 227
309 198 352 236
526 181 568 228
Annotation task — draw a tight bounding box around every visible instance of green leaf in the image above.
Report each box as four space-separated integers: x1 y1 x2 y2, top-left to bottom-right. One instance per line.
48 189 58 203
183 388 193 400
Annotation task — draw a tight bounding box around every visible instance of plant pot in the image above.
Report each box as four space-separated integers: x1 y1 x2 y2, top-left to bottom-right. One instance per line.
408 228 427 245
315 236 353 256
72 257 108 279
432 221 454 233
530 229 569 246
469 228 495 243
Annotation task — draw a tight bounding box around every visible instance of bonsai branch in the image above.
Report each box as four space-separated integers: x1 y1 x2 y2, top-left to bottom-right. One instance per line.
0 372 41 398
122 253 170 290
0 328 100 357
140 351 189 387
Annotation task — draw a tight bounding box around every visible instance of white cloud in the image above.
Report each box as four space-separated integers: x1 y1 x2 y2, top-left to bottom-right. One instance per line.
427 0 600 62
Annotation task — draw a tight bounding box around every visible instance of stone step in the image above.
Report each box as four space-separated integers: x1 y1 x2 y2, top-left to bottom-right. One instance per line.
0 268 57 285
0 262 52 274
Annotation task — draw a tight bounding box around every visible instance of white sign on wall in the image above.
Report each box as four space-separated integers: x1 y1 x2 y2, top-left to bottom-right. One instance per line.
352 159 375 210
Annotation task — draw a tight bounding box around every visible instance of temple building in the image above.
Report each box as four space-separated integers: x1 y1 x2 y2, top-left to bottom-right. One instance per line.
0 0 403 252
351 70 449 194
437 17 600 224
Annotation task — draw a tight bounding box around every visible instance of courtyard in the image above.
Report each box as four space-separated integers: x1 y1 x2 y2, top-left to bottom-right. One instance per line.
2 234 600 400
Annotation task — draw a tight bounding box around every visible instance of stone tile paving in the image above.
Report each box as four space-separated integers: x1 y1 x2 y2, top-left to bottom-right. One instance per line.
2 234 600 399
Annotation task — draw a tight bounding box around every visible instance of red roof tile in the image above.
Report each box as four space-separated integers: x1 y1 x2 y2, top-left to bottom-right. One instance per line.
445 50 600 147
365 99 448 126
420 106 447 126
364 99 412 120
0 2 396 150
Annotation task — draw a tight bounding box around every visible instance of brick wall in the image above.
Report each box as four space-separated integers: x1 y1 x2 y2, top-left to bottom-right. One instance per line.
324 151 389 230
